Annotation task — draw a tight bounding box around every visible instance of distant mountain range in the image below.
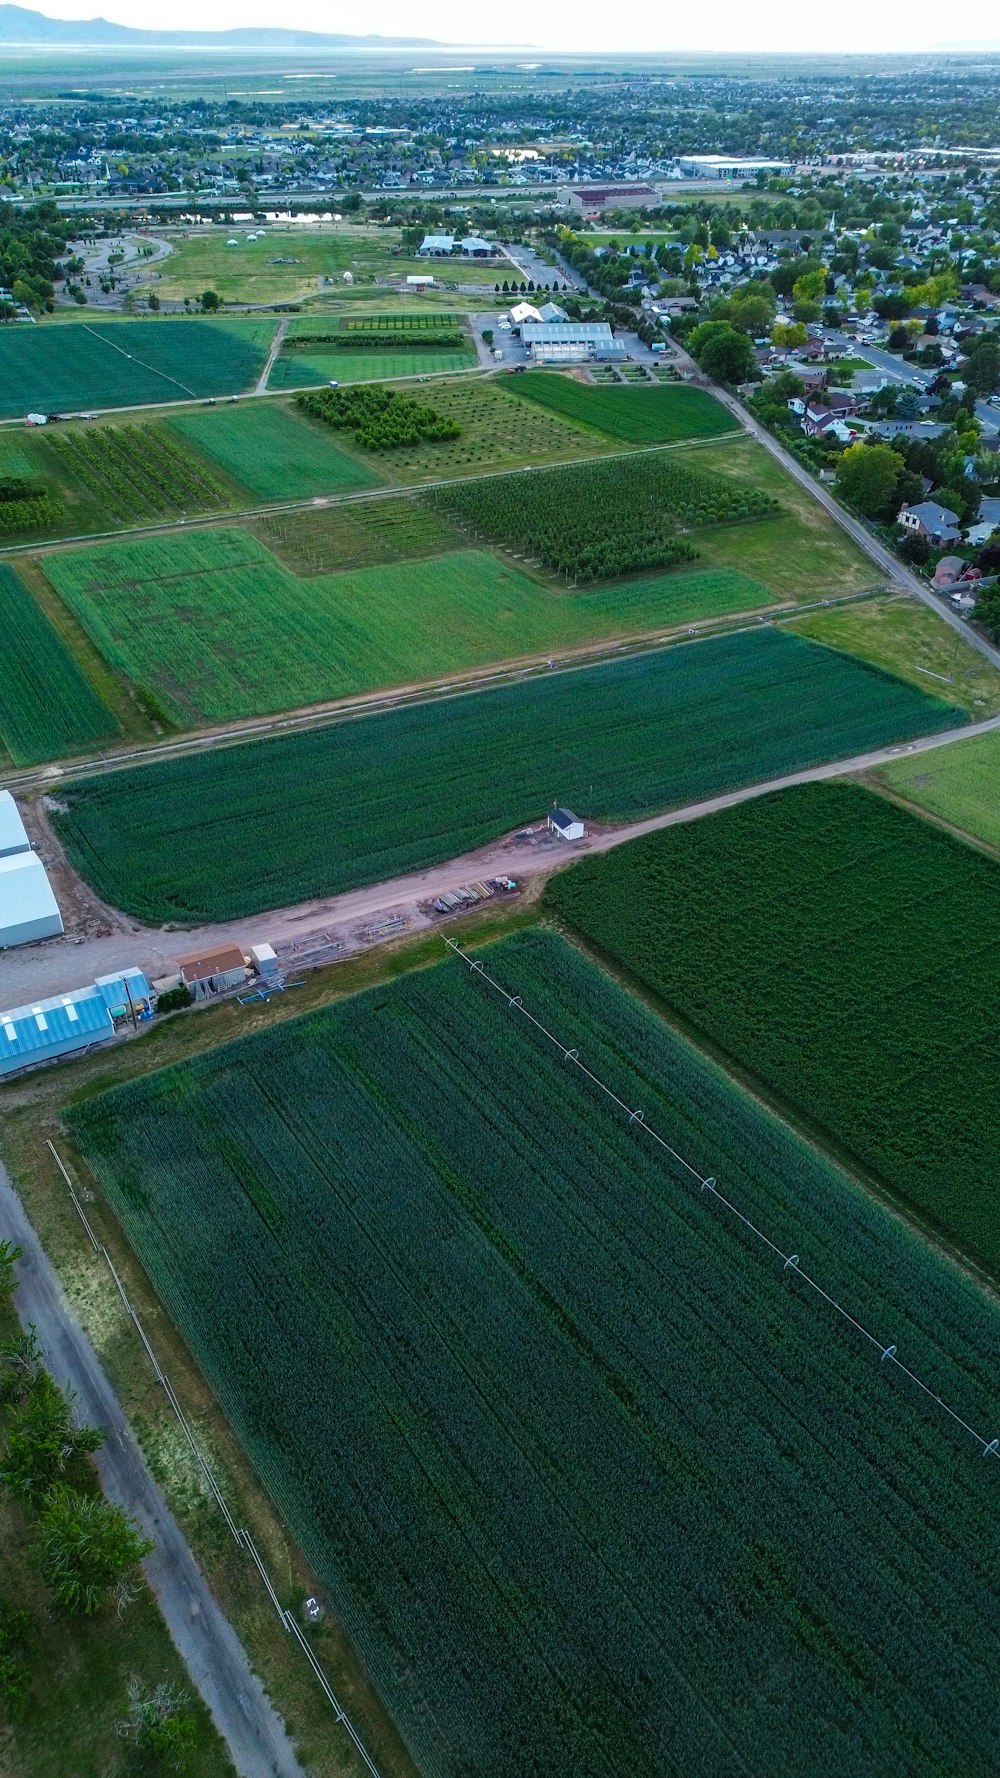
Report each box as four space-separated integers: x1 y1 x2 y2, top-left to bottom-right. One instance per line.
0 4 442 46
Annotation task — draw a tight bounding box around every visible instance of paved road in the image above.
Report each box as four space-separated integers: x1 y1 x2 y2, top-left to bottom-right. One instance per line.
824 328 999 434
0 1162 306 1778
5 707 1000 1009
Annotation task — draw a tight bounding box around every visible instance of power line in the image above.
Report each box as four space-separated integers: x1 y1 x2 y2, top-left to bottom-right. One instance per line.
444 938 999 1462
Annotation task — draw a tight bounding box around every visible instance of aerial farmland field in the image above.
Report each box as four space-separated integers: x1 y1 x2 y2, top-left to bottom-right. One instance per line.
51 630 958 920
267 344 476 389
790 595 1000 715
0 318 277 418
39 522 775 727
429 451 778 579
304 374 617 479
166 402 383 502
0 563 120 764
66 928 1000 1778
546 780 1000 1274
878 728 1000 850
509 372 736 441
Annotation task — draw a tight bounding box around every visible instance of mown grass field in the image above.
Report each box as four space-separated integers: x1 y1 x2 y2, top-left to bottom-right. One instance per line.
670 436 875 601
789 595 1000 715
878 729 1000 851
149 227 448 304
267 346 475 390
66 927 1000 1778
510 372 735 441
52 630 959 921
547 780 1000 1274
0 563 120 763
40 525 773 727
0 318 277 418
166 402 382 502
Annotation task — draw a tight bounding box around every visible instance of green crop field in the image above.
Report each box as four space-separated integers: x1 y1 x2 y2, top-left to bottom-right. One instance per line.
257 496 461 573
166 402 382 502
45 422 230 524
878 729 1000 850
0 563 120 764
328 375 617 481
341 312 464 330
52 631 958 921
149 227 448 304
67 928 1000 1778
546 780 1000 1274
41 525 773 727
0 318 276 419
510 372 735 441
267 346 475 390
429 452 778 580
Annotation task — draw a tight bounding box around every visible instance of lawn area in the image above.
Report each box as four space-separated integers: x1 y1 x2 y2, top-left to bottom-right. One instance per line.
65 926 1000 1778
0 563 120 763
166 402 382 502
670 436 876 601
148 226 442 304
52 629 959 921
40 524 773 727
0 318 277 418
546 780 1000 1274
267 346 476 390
877 728 1000 851
788 595 1000 715
509 372 735 442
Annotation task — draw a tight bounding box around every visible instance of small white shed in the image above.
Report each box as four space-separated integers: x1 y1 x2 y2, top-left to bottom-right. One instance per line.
548 807 585 842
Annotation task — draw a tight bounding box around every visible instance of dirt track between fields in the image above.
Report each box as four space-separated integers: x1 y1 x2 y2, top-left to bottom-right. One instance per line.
5 709 1000 1011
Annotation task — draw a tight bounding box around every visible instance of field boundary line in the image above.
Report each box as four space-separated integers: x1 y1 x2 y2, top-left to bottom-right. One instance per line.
443 939 1000 1463
46 1136 385 1778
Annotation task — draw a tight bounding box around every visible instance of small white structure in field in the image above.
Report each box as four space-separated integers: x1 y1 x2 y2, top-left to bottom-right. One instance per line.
342 269 354 284
406 273 435 288
548 807 585 842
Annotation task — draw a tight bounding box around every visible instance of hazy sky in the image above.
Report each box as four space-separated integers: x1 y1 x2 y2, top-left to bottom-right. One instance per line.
18 0 1000 52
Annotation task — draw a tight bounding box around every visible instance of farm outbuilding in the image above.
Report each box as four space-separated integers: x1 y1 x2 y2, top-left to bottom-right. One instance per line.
177 943 248 999
0 851 64 948
0 791 30 859
0 968 151 1079
548 808 586 842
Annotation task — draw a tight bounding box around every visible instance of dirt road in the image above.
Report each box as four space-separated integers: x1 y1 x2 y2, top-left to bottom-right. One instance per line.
0 1161 306 1778
5 709 999 1010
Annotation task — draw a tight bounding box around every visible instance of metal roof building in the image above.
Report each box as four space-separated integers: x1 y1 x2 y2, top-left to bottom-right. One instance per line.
0 851 64 948
520 321 627 363
0 791 29 859
0 968 152 1080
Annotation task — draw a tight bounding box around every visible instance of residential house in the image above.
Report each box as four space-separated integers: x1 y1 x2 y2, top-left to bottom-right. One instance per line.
898 501 963 547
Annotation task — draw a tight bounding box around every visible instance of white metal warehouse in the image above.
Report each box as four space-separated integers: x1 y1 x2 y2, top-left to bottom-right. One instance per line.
0 852 64 948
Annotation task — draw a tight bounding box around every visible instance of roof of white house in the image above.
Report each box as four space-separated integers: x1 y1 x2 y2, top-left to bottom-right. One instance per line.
0 792 29 859
509 301 543 325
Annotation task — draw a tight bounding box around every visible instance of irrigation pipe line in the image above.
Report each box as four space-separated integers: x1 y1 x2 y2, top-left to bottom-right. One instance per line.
444 938 1000 1463
46 1138 384 1778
